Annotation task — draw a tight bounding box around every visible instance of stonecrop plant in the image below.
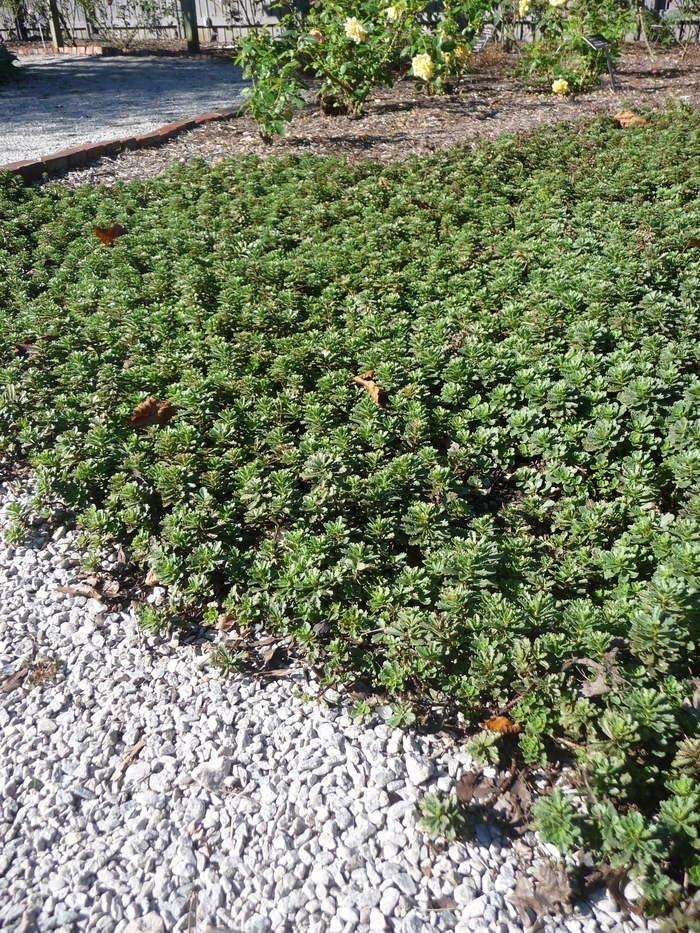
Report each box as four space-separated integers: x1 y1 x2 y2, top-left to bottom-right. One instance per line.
2 107 700 911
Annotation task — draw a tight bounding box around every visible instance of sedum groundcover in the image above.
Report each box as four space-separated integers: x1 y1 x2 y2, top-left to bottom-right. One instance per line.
3 106 700 908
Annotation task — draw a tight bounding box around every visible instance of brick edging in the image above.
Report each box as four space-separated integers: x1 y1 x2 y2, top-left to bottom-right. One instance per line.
14 45 116 56
0 108 238 183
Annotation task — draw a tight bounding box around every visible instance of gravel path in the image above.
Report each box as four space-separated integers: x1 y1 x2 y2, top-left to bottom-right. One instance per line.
0 481 660 933
0 55 246 165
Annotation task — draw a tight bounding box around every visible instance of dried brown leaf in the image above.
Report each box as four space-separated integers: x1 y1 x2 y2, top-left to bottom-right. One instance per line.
93 223 128 246
122 359 135 369
509 862 572 922
534 862 572 911
145 567 159 587
455 770 480 804
614 110 647 128
216 612 236 632
101 580 121 599
346 678 372 701
681 237 700 255
563 651 629 697
126 397 176 429
55 584 101 600
484 715 523 735
492 770 533 833
509 872 538 926
607 866 647 916
0 669 27 694
350 371 386 408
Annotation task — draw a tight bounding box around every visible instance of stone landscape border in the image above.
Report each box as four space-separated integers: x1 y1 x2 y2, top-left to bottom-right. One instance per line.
0 107 238 183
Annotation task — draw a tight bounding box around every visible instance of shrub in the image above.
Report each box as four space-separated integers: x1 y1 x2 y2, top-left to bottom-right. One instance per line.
236 0 494 140
237 0 658 140
514 0 636 94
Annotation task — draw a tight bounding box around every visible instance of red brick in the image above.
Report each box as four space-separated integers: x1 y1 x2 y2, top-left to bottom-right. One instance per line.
1 160 44 182
84 143 107 160
99 138 123 156
0 159 35 170
133 131 163 146
158 120 196 136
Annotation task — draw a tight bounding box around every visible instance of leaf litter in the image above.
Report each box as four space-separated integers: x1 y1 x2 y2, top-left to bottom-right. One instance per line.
125 397 176 428
509 861 573 927
350 371 387 407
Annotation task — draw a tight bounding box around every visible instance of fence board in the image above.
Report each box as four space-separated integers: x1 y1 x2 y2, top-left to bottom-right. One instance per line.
1 0 695 48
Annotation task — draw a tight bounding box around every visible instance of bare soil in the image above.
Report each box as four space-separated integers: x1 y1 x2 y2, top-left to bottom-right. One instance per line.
43 41 700 187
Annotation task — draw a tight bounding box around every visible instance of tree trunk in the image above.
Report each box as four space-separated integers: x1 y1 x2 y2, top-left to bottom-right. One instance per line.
47 0 64 48
180 0 200 53
14 3 29 41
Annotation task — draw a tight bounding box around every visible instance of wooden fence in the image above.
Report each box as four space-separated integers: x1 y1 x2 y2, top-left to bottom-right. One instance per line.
1 0 697 49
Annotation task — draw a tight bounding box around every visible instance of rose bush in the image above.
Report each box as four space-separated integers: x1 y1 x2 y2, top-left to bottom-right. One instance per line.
237 0 651 139
514 0 636 93
236 0 495 140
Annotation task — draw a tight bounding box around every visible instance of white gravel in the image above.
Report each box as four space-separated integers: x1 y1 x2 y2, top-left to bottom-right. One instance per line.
0 54 246 165
0 480 660 933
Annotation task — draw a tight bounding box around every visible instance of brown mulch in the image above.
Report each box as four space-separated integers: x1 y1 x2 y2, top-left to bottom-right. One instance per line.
45 42 700 187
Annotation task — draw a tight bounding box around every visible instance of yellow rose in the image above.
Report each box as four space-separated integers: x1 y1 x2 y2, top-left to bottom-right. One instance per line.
549 0 567 6
455 43 468 61
412 53 434 82
552 77 569 95
345 17 368 43
519 0 530 15
385 6 399 22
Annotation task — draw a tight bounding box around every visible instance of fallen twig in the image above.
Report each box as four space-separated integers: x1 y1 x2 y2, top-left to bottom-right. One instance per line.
111 739 146 783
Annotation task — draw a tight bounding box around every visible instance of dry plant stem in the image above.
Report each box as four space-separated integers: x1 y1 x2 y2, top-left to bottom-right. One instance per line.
187 890 197 933
684 24 700 62
494 694 525 717
637 3 656 61
553 736 585 752
581 766 600 808
111 738 146 783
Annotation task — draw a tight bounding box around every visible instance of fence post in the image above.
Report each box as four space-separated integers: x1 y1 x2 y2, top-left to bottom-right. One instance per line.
47 0 64 48
180 0 200 52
